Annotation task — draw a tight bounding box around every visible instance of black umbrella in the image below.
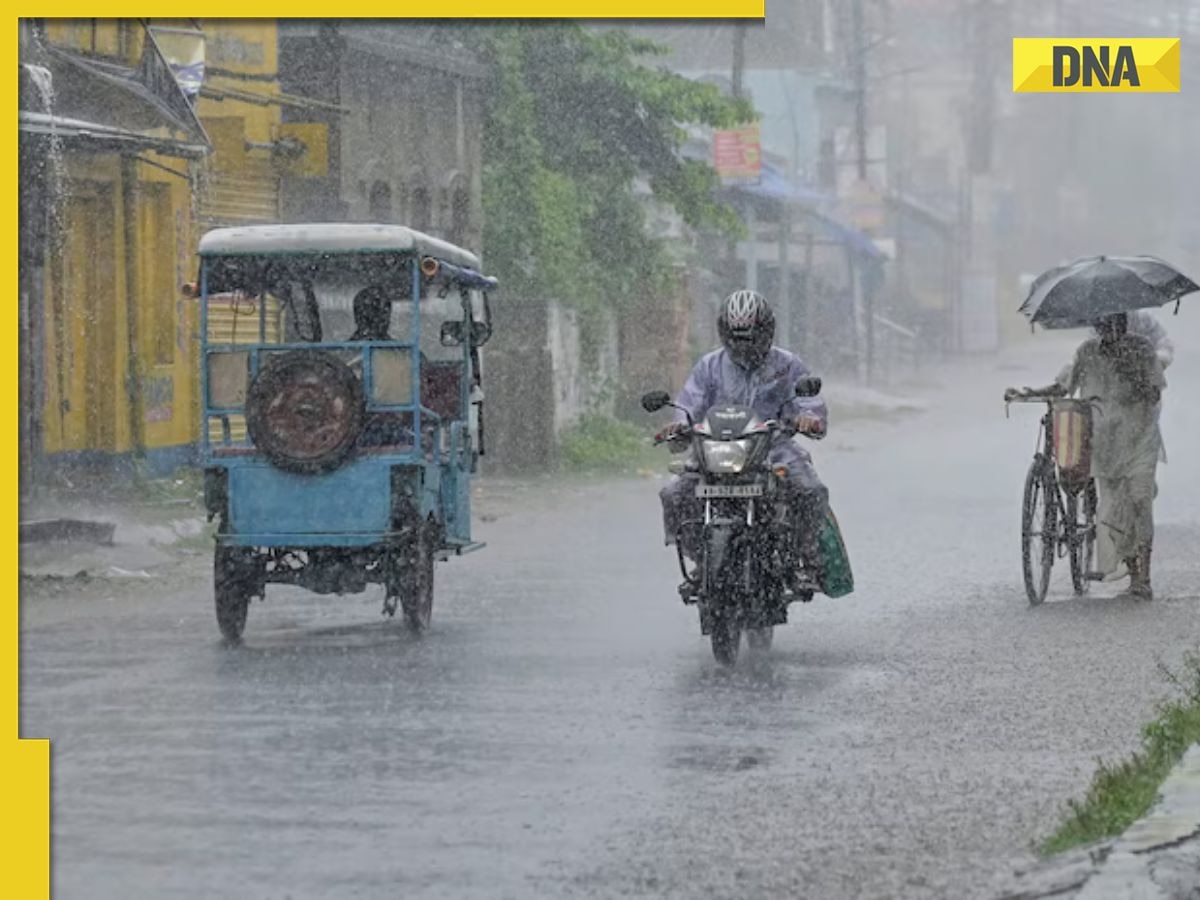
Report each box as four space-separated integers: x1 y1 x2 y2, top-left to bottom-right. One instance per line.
1018 255 1199 329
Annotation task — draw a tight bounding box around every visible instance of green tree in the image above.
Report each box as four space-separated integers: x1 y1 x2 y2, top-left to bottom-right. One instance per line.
468 24 754 313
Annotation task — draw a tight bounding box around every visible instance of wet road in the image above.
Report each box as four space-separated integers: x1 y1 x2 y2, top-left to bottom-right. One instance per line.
21 328 1200 899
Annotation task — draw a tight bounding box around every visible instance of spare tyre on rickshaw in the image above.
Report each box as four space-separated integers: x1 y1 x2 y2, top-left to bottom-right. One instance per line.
191 224 497 640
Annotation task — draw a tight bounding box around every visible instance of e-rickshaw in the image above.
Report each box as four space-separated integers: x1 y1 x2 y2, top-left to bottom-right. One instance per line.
193 224 496 639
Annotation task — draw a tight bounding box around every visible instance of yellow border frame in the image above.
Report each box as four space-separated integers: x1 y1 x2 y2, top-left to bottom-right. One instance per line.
11 10 763 896
10 19 50 898
21 5 764 17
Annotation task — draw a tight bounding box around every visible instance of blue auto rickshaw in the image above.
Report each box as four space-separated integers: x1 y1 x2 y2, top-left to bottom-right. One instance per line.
193 223 497 639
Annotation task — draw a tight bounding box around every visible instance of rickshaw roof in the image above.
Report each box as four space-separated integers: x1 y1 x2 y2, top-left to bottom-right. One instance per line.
198 223 482 270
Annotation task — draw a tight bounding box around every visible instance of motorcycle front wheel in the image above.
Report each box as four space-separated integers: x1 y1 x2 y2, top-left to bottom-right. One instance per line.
709 614 742 666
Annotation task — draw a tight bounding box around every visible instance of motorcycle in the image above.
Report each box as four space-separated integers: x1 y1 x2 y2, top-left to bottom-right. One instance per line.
642 377 829 665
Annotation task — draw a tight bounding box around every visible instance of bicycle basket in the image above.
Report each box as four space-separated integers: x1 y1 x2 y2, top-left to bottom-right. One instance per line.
1050 400 1093 490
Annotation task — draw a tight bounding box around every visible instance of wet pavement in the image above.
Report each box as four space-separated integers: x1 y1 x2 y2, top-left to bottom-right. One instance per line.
20 326 1200 899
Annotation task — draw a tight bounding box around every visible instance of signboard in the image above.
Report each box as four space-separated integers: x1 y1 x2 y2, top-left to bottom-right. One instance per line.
713 124 762 185
843 178 886 232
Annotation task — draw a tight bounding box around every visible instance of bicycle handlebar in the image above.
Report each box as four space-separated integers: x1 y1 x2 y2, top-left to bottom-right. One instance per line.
1003 391 1104 408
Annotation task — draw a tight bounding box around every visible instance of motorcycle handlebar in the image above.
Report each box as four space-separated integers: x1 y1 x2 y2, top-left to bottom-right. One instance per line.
654 419 817 446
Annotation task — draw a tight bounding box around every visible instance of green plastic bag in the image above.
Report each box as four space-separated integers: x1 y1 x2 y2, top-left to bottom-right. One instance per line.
818 508 854 598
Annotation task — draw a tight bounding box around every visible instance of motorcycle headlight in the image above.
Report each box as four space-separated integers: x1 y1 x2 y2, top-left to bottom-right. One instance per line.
702 439 751 473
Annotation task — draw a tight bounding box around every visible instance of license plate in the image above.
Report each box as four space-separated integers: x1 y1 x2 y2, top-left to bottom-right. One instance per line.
696 483 763 499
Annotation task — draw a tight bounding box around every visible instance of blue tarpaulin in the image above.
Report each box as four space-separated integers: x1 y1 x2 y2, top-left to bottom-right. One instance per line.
731 161 886 262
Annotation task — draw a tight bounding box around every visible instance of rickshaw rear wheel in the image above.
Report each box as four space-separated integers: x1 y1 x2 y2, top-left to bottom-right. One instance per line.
390 526 435 634
215 545 257 641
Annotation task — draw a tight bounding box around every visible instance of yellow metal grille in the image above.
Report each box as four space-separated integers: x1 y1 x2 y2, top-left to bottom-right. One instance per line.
208 414 249 445
206 293 279 446
198 156 280 227
206 293 281 345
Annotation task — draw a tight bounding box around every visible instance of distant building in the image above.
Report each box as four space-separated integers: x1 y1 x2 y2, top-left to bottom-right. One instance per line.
276 23 487 253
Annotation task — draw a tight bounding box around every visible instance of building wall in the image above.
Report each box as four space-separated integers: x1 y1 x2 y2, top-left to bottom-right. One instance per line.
40 152 198 462
35 19 285 474
484 298 619 473
195 21 285 229
278 28 485 255
338 51 483 251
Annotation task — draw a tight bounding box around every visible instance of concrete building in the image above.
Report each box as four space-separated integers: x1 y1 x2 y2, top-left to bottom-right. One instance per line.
276 23 487 252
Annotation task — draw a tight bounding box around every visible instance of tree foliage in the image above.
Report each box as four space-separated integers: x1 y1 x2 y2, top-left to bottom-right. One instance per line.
467 24 754 310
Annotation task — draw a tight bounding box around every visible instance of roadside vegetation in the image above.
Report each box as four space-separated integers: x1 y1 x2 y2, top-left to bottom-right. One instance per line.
558 414 661 474
1042 649 1200 854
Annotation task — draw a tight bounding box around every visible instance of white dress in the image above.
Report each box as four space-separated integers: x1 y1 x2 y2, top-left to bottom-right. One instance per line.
1058 334 1165 574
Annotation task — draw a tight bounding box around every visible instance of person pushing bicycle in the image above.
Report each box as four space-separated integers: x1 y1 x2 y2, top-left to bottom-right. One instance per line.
1006 312 1166 599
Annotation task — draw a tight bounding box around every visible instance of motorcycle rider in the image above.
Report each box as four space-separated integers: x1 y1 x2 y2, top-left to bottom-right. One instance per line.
658 289 829 594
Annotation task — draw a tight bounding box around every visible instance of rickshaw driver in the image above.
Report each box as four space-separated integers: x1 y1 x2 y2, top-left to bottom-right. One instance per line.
347 284 416 448
347 283 462 452
658 289 830 595
350 284 395 341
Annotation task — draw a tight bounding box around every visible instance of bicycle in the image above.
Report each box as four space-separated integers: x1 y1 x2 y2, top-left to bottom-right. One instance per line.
1004 390 1100 606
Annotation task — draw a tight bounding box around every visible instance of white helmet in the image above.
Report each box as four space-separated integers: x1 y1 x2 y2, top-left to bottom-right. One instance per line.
718 290 775 368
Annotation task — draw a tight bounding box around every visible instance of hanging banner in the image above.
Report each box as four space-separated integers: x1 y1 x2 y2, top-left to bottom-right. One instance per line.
713 123 762 185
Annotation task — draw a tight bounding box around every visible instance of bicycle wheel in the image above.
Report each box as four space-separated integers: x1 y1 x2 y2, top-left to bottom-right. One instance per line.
1067 484 1097 595
1022 462 1057 606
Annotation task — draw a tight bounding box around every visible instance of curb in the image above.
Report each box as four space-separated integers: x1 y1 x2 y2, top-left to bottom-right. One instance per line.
1000 744 1200 899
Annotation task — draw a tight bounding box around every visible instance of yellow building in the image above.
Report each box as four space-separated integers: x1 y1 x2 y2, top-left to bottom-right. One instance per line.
20 19 303 477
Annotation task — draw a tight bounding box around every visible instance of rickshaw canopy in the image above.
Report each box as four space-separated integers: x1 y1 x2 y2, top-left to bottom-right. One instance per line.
197 223 483 271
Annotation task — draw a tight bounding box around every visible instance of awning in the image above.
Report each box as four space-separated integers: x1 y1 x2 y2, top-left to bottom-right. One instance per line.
18 111 208 158
733 160 828 208
729 163 887 262
885 189 957 234
18 34 210 159
802 206 888 262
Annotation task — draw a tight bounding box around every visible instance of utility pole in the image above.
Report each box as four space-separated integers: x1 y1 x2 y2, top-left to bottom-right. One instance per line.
732 23 746 100
732 23 756 292
851 0 868 181
962 0 999 354
850 0 874 383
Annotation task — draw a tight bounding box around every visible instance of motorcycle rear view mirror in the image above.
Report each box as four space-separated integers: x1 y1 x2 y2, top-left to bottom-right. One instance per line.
795 376 823 398
641 390 672 412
